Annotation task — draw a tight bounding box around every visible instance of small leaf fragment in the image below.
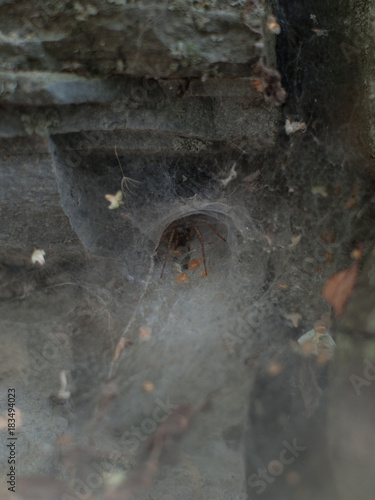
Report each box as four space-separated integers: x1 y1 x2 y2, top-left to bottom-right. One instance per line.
113 336 133 363
105 190 124 209
311 185 328 197
276 282 289 290
320 232 336 244
31 248 45 266
286 312 302 328
188 258 202 270
139 325 152 342
289 234 302 248
285 119 307 135
142 381 155 392
342 182 360 210
174 272 191 284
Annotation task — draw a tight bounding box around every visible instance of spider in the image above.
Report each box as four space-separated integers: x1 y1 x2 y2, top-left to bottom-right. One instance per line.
156 215 227 278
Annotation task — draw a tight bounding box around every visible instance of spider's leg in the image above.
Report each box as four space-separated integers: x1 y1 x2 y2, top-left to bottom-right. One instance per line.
155 221 178 253
154 234 165 253
193 225 207 275
194 218 226 242
161 230 175 278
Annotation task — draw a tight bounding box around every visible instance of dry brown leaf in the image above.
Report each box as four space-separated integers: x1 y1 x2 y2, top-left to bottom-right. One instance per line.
174 272 191 284
113 336 133 363
286 312 302 328
276 282 289 290
289 234 302 248
314 325 328 334
266 362 283 377
251 78 265 93
351 247 362 260
267 15 281 34
188 258 202 270
250 63 286 105
142 381 154 392
263 234 272 247
322 248 362 317
139 325 152 342
320 232 336 244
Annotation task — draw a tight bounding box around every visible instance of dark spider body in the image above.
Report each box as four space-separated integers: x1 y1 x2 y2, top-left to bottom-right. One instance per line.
156 215 226 278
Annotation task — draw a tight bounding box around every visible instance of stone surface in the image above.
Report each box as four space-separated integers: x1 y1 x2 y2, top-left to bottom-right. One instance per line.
346 0 375 156
0 1 268 79
0 136 82 259
0 2 281 498
0 0 280 261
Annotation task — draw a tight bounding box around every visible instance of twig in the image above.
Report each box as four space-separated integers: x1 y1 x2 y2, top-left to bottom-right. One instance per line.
108 253 155 378
114 146 141 196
